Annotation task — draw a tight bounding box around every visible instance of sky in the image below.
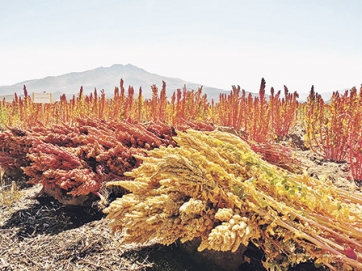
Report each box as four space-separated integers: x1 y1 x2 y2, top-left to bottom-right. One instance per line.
1 0 361 94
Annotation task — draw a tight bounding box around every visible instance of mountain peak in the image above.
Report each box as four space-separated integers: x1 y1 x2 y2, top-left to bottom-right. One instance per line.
0 64 229 101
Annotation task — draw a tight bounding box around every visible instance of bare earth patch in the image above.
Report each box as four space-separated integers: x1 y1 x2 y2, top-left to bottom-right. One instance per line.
0 185 152 271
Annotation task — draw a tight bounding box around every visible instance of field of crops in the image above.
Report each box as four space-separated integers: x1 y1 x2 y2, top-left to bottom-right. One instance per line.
1 79 362 271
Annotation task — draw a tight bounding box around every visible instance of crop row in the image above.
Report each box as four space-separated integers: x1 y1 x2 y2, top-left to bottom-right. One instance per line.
1 79 361 181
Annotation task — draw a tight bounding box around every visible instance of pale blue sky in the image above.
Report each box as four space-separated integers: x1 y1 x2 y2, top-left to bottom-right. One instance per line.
1 0 361 93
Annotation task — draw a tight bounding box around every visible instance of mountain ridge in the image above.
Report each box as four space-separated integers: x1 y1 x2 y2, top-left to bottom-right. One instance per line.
0 64 342 102
0 64 230 102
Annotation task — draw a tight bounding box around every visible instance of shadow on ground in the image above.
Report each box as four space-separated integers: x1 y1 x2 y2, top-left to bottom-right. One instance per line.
1 194 104 240
123 241 328 271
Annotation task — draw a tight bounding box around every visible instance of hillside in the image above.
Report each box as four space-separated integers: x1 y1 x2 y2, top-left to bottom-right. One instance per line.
0 64 341 103
0 64 229 102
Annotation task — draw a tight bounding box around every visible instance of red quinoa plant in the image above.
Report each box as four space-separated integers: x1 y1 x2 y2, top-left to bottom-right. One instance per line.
304 85 362 183
304 86 350 162
215 78 299 144
346 86 362 182
270 85 299 139
215 79 274 143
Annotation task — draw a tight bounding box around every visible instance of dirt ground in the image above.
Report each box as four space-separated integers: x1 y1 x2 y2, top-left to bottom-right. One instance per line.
0 146 357 271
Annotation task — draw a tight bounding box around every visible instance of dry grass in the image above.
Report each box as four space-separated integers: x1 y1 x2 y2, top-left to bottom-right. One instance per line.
0 181 23 208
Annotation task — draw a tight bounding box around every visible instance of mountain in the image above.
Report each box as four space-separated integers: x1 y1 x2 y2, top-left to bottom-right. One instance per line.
0 64 229 102
0 64 344 103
